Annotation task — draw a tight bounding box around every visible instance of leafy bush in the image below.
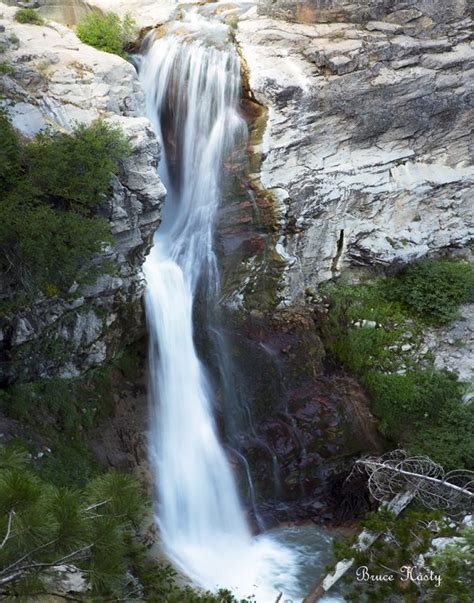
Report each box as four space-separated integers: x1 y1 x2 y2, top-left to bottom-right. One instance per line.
0 363 117 438
363 369 464 438
14 8 45 25
410 402 474 470
0 113 130 299
0 62 14 75
320 280 420 375
37 440 98 488
362 369 473 468
76 11 137 58
0 198 111 295
320 271 473 469
386 257 474 324
25 121 131 214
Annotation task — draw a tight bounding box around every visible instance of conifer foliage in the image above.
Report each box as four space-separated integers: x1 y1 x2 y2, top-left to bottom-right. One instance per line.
0 445 145 597
0 112 131 301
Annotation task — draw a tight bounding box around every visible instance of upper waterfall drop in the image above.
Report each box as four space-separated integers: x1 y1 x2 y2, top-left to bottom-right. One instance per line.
138 10 299 601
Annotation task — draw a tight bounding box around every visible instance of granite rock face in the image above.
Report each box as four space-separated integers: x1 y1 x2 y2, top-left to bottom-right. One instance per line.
234 0 474 307
424 303 474 386
0 6 165 383
2 0 92 26
258 0 470 26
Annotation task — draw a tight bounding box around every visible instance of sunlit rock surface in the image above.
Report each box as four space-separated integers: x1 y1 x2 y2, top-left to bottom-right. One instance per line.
236 0 473 305
0 6 165 382
2 0 92 26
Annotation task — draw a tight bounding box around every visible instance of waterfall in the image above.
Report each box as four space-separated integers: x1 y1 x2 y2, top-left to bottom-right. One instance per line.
139 12 299 601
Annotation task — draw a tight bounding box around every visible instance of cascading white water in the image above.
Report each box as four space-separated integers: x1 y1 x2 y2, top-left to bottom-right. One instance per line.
139 12 300 601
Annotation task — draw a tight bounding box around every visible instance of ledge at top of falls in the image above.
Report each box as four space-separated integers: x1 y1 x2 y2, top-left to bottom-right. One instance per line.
0 5 166 383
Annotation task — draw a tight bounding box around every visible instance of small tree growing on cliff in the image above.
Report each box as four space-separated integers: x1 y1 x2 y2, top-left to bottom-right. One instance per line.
0 115 130 299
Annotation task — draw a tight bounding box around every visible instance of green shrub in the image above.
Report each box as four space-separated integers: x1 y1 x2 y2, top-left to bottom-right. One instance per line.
0 61 14 74
25 120 131 214
363 369 464 438
14 8 45 25
320 280 420 374
335 509 472 601
386 258 474 324
361 368 473 469
410 402 474 469
0 365 116 437
0 444 250 600
0 110 22 195
76 11 137 58
37 441 98 488
0 199 111 295
0 114 130 299
0 446 146 597
320 272 473 469
428 527 474 602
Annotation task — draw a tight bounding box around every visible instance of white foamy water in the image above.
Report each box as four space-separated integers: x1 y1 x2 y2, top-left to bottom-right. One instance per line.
139 12 303 601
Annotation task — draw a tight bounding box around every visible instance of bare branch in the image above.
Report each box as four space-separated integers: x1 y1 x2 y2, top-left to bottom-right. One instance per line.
84 499 111 512
305 449 473 602
354 450 474 514
0 544 93 587
303 491 414 602
0 539 58 576
0 511 15 550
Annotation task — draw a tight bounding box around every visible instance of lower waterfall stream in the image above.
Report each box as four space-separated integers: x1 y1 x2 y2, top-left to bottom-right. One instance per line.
138 6 342 602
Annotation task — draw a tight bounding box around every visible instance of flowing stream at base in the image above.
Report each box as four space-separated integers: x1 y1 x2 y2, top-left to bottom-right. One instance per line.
139 7 342 602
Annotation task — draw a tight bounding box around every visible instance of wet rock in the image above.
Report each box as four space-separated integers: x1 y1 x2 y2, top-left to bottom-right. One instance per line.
215 308 382 523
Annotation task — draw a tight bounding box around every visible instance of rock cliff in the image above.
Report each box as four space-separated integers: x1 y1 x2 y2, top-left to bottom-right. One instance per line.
210 0 473 520
233 0 473 306
0 5 165 383
259 0 470 25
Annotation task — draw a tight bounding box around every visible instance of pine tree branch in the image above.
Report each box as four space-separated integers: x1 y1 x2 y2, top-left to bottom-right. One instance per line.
0 544 93 587
0 538 58 575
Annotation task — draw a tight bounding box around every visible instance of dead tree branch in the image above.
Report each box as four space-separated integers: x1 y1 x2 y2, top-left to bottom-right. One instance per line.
354 450 474 514
0 544 93 587
0 511 15 550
